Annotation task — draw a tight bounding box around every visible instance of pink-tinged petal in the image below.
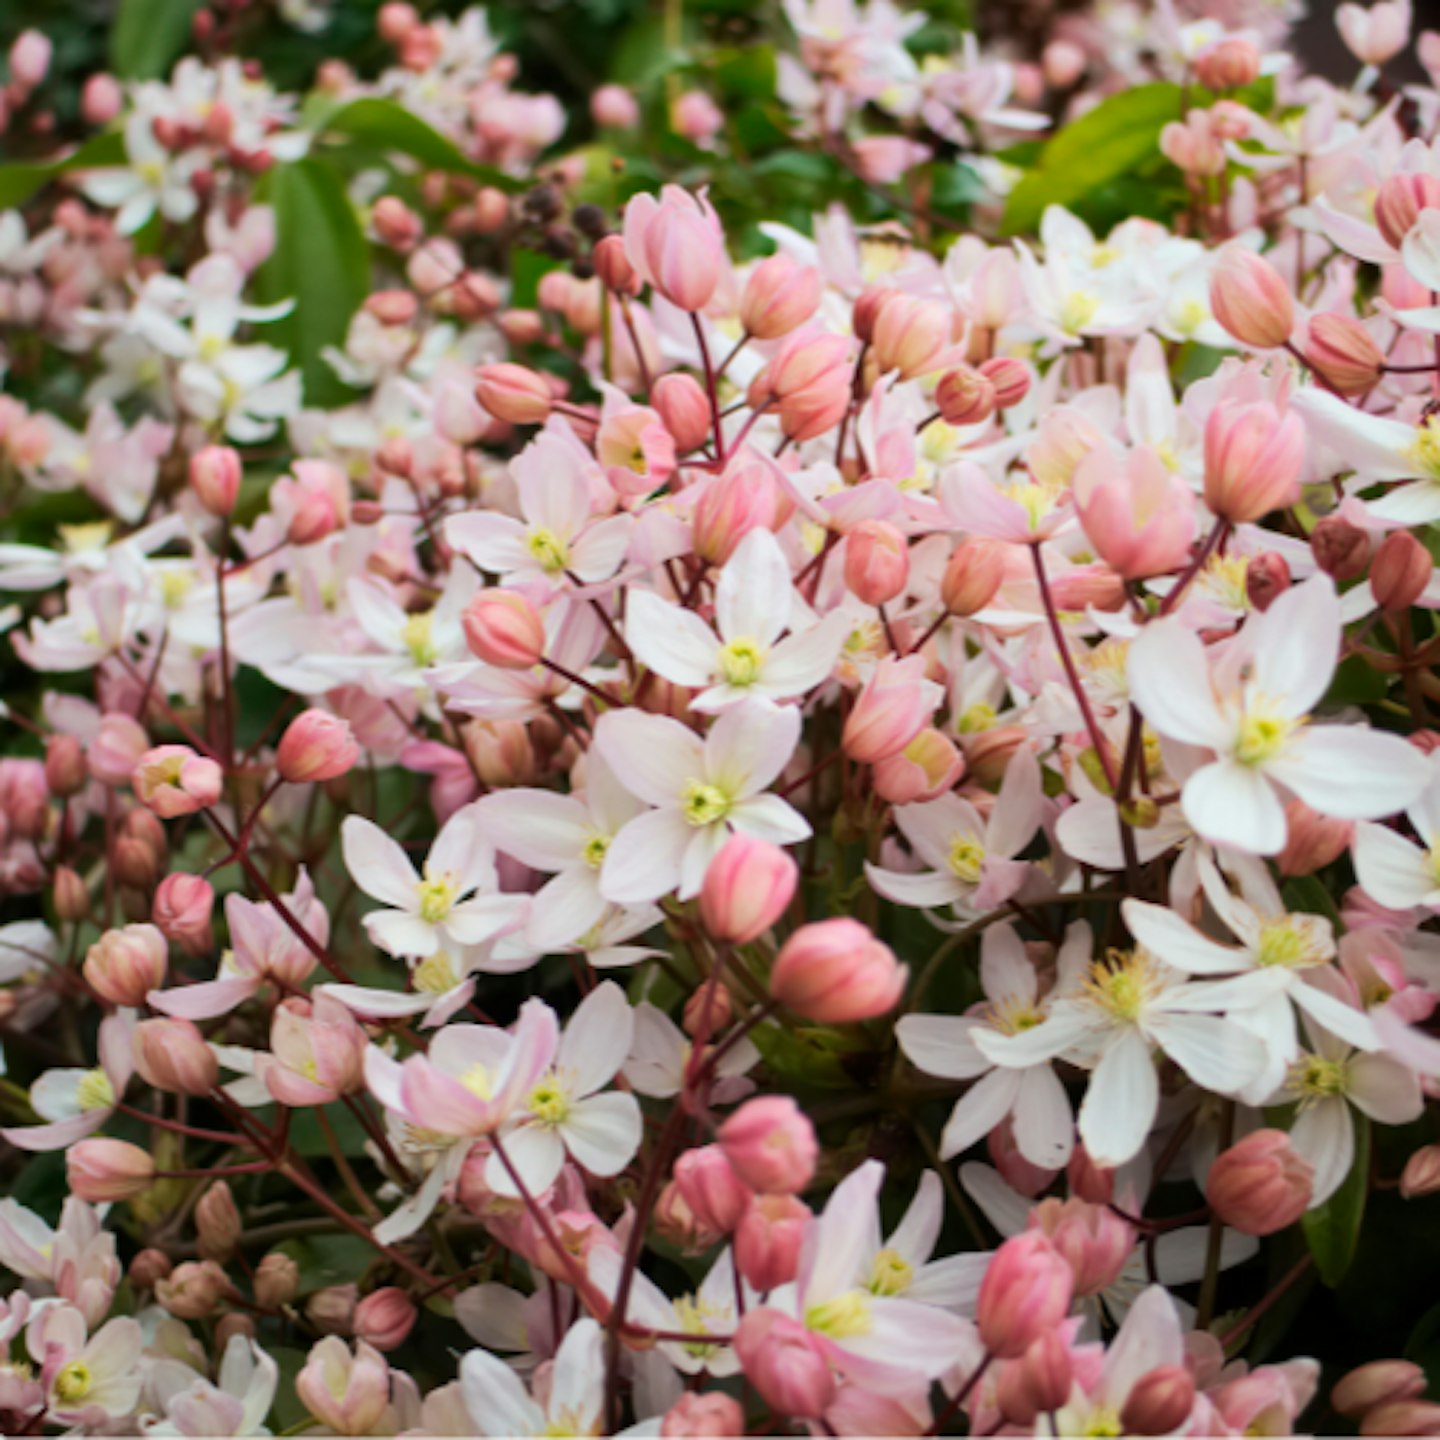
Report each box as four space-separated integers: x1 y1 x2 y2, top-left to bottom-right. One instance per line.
625 590 719 688
1270 725 1430 822
759 612 850 698
896 1015 989 1081
527 868 607 951
864 862 967 910
832 1296 975 1380
1099 1286 1185 1403
255 1055 339 1107
600 808 690 904
1250 574 1340 716
981 923 1038 1004
569 514 634 583
1347 1052 1424 1124
490 1123 567 1197
594 709 704 808
0 1112 107 1152
477 790 591 871
896 794 983 872
444 512 531 575
341 815 419 907
1122 900 1243 975
559 981 633 1095
561 1091 643 1175
973 855 1031 911
322 984 439 1019
1128 620 1229 751
1373 1005 1440 1076
1079 1029 1157 1167
444 893 530 947
706 698 802 798
146 976 259 1020
1181 760 1287 855
399 1055 491 1135
461 1338 548 1438
1288 389 1417 481
1055 797 1188 869
365 908 440 958
363 1045 407 1115
716 528 793 648
941 466 1036 543
939 1066 1021 1159
986 746 1043 859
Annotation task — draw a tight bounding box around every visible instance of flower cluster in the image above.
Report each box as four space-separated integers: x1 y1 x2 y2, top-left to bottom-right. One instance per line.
5 0 1440 1434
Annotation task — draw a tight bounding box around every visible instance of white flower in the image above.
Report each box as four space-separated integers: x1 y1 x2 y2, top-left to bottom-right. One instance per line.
1353 753 1440 911
460 1317 610 1438
148 1334 279 1437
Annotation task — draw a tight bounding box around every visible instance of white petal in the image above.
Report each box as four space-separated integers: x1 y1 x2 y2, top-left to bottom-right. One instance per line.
1078 1030 1157 1167
625 589 719 688
1181 760 1287 855
562 1092 643 1176
1269 726 1430 822
341 815 419 907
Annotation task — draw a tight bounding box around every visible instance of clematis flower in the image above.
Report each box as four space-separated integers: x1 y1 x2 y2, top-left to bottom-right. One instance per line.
460 1317 610 1438
342 804 530 959
31 1304 144 1422
0 1013 133 1153
147 1334 279 1438
594 697 810 903
1128 574 1430 855
626 529 850 714
1353 753 1440 912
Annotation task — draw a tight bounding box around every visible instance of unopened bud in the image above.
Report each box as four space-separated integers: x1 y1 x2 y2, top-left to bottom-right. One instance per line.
45 733 87 797
1372 531 1433 612
1311 514 1371 582
255 1251 301 1307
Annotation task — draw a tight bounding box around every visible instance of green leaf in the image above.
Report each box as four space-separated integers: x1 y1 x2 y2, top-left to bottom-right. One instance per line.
318 98 520 191
1302 1111 1369 1286
748 1021 854 1089
252 158 370 409
1280 875 1343 930
1405 1299 1440 1394
1000 83 1184 236
110 0 202 80
277 1232 379 1295
0 131 126 211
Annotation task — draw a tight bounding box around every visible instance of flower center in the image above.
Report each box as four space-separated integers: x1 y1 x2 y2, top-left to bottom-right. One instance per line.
1084 949 1161 1022
459 1063 494 1101
674 1293 725 1359
528 1075 572 1126
717 636 767 687
1234 703 1300 766
806 1289 873 1339
413 950 460 994
958 702 997 734
54 1360 91 1404
75 1069 116 1112
527 528 571 574
581 833 611 869
1255 919 1328 970
682 780 731 827
417 873 460 925
1291 1053 1348 1102
991 998 1045 1035
402 610 437 666
868 1247 914 1297
1406 417 1440 480
1082 1409 1123 1437
948 836 986 883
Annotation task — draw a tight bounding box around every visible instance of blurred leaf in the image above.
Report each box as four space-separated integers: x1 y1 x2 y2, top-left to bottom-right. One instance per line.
1406 1299 1440 1393
110 0 202 79
1327 652 1390 706
610 13 689 86
0 130 125 210
509 246 563 310
252 158 370 409
712 45 776 101
749 1021 854 1089
319 98 521 191
289 1103 370 1158
1280 875 1342 930
267 1346 312 1432
278 1232 378 1295
1302 1112 1369 1286
1001 83 1183 236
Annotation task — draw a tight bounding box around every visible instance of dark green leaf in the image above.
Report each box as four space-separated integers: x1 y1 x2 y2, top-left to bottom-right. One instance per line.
319 98 521 191
1000 83 1184 236
1302 1111 1369 1286
0 131 126 210
749 1021 854 1089
252 158 370 409
277 1232 379 1295
110 0 202 80
1405 1299 1440 1393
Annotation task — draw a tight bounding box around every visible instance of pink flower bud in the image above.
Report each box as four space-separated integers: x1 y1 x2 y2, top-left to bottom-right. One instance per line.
462 590 546 668
942 539 1007 616
255 1252 301 1307
8 31 51 93
277 709 360 784
80 73 123 126
259 995 366 1107
1334 1360 1427 1418
997 1332 1074 1425
189 445 242 516
1337 0 1411 66
682 982 734 1038
749 327 852 405
672 89 724 146
976 1231 1075 1359
355 1288 417 1351
662 1391 746 1438
372 195 422 251
53 866 89 923
1306 313 1385 395
89 713 149 787
1209 246 1294 350
1067 1145 1115 1204
1372 530 1433 612
1194 36 1261 89
989 1116 1061 1195
1042 39 1087 88
475 362 553 425
693 460 781 566
936 367 998 426
1277 801 1353 876
1311 514 1372 581
655 1180 723 1253
872 727 965 805
652 373 712 454
871 293 955 380
734 1193 810 1291
593 234 640 296
770 918 907 1024
591 83 640 129
67 1138 155 1203
844 519 910 605
152 872 214 955
133 1017 219 1096
674 1145 753 1232
1207 1129 1313 1235
980 356 1031 409
842 655 937 762
84 922 168 1007
1027 1197 1135 1298
733 1309 836 1418
1122 1365 1197 1435
133 745 223 818
741 253 822 340
698 834 797 945
777 382 850 443
597 404 676 497
308 1283 360 1335
1245 551 1291 611
196 1181 241 1261
623 185 726 313
1362 1401 1440 1437
1074 446 1196 580
297 1337 391 1436
1376 172 1440 251
1401 1143 1440 1198
1161 110 1226 177
44 733 86 797
157 1260 227 1320
718 1096 818 1195
377 2 417 42
1202 400 1304 523
129 1248 173 1289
